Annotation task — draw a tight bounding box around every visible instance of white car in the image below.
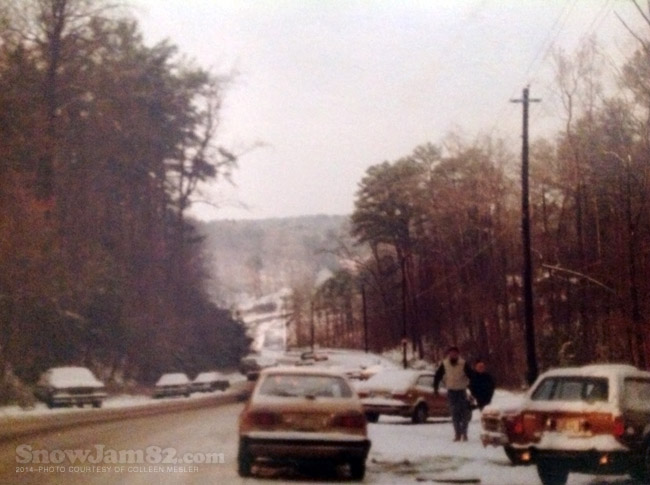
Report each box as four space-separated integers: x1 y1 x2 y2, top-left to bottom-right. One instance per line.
191 371 230 392
480 364 650 485
356 369 449 423
34 366 107 409
153 372 191 398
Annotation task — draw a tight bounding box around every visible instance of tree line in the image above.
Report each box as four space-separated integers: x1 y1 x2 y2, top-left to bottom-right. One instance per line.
0 0 249 400
290 33 650 386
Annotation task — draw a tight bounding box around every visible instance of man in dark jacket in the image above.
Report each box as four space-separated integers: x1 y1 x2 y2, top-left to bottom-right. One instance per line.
434 346 473 441
468 359 495 411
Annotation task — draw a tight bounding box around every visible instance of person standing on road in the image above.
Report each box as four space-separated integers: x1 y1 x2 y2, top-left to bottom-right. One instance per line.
468 359 496 411
433 346 473 442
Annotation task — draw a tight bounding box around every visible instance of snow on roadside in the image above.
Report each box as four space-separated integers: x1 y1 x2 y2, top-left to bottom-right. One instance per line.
0 376 246 421
366 389 630 485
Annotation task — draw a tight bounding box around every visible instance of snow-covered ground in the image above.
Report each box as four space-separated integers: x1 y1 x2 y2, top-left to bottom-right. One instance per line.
366 390 634 485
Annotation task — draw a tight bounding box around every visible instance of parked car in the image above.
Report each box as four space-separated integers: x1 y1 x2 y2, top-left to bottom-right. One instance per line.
480 364 650 485
480 399 530 465
153 372 191 398
191 371 230 392
34 366 107 409
239 353 277 381
237 366 371 480
356 369 449 423
306 348 400 380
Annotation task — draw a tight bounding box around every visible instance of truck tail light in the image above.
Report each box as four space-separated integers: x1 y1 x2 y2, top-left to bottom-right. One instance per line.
512 414 524 435
613 416 625 438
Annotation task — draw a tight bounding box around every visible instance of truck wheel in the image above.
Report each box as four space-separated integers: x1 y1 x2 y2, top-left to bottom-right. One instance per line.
504 445 524 465
537 459 568 485
412 403 428 424
237 442 253 477
349 458 366 481
630 442 650 482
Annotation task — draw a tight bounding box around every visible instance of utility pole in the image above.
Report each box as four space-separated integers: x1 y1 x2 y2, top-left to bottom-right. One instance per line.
511 87 540 386
361 283 369 353
310 300 315 353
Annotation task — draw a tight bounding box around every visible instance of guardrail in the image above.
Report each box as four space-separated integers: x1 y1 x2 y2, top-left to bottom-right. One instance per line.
0 381 252 443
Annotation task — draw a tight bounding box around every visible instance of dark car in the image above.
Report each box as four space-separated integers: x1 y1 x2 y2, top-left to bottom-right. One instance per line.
34 366 107 409
481 364 650 485
239 353 276 381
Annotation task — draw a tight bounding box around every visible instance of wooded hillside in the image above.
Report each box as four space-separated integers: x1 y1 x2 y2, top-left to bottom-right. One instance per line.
0 0 248 398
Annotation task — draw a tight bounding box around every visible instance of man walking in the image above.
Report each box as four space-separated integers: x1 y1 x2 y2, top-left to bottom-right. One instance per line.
434 346 473 441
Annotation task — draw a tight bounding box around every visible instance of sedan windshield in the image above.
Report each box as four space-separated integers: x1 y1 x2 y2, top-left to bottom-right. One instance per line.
258 374 353 398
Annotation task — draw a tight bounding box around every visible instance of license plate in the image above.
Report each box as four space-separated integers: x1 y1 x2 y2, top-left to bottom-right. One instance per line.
283 414 325 430
558 418 590 436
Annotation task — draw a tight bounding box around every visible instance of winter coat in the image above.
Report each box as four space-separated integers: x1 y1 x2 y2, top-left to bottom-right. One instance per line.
433 358 472 392
469 371 495 410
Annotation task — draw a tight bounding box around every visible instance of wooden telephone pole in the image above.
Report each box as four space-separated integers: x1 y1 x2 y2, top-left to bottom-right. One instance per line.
511 87 540 385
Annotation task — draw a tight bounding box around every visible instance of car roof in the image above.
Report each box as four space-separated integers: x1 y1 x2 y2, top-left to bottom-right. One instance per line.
539 364 650 381
260 365 350 378
48 366 92 373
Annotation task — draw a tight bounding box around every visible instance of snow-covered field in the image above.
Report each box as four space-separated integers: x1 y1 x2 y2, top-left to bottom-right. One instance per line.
366 390 635 485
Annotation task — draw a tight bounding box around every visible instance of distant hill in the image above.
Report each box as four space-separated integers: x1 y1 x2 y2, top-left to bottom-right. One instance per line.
198 215 352 305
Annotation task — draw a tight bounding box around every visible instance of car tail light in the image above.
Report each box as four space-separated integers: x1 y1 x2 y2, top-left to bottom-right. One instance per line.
613 416 625 438
392 392 409 400
357 391 369 398
332 413 366 429
247 411 279 426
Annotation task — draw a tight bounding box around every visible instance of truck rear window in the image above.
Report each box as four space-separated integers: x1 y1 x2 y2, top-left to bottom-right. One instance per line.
531 377 608 402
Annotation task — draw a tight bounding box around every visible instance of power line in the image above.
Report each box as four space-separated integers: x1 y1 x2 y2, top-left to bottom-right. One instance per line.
528 0 617 128
488 0 579 138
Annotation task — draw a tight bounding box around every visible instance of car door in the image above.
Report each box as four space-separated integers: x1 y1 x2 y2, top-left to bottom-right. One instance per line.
414 374 447 416
418 373 449 417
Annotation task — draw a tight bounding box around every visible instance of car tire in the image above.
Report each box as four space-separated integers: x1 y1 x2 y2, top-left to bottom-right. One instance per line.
237 442 253 477
504 445 524 465
92 400 102 409
537 459 569 485
46 399 55 409
365 412 379 423
412 403 428 424
349 458 366 481
630 440 650 482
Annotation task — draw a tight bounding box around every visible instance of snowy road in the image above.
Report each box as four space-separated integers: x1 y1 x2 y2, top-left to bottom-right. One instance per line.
0 397 641 484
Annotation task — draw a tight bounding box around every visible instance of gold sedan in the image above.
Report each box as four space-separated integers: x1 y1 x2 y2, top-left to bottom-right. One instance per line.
237 366 371 480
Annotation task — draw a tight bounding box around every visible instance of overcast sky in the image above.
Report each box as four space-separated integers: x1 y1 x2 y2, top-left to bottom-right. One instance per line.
130 0 642 221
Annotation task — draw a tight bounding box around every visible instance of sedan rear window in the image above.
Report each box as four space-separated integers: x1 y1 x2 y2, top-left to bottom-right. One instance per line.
258 374 353 398
531 377 608 402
